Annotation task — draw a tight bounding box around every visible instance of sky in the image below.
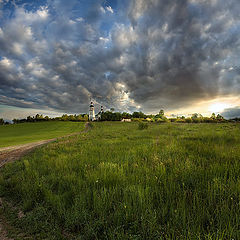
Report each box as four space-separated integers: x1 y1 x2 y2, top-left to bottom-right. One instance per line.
0 0 240 120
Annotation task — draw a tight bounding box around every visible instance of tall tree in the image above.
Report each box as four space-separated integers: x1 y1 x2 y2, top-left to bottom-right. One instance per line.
211 113 216 119
159 109 164 117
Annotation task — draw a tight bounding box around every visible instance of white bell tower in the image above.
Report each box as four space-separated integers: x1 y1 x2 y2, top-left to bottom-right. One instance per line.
89 101 95 121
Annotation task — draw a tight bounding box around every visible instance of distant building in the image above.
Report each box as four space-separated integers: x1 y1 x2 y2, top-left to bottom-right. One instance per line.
121 118 131 122
96 106 104 121
89 102 104 121
89 101 95 121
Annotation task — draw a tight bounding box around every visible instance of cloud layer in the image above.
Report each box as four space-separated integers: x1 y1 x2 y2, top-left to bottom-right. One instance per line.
0 0 240 115
222 107 240 119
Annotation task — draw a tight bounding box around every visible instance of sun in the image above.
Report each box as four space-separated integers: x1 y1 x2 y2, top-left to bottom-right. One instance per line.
208 103 230 113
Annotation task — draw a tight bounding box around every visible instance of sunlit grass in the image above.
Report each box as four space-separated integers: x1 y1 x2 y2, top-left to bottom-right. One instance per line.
0 121 85 147
0 122 240 239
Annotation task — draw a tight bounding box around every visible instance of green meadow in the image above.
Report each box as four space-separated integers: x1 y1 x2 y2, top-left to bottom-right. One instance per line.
0 122 240 239
0 121 85 147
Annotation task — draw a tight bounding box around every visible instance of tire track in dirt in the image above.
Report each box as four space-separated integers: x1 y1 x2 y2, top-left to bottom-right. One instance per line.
0 139 55 168
0 122 91 168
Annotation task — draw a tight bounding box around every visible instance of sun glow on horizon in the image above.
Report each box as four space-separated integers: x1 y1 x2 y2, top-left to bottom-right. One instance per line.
208 103 231 113
166 96 239 117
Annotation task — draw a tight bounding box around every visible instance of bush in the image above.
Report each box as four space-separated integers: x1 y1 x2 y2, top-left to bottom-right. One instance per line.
156 118 165 123
192 118 201 123
176 118 186 123
202 117 217 123
169 118 177 122
138 121 148 130
185 118 192 123
155 117 169 123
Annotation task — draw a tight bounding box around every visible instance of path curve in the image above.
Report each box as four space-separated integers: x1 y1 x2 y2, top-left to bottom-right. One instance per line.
0 122 91 168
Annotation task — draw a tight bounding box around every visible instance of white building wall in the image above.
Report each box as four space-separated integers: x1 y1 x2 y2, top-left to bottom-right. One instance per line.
89 107 95 121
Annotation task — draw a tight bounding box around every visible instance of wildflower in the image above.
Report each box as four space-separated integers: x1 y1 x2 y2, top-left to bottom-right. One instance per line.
96 180 99 183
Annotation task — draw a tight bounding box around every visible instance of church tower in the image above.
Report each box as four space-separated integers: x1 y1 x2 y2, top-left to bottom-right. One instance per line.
89 101 95 121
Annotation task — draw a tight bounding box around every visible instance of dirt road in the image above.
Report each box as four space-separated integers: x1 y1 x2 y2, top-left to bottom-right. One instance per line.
0 139 55 168
0 122 90 168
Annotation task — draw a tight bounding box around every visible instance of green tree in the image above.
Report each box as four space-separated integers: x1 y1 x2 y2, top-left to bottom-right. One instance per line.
61 114 68 121
83 115 88 121
154 109 167 121
191 113 198 119
216 114 224 120
159 109 164 118
0 118 4 125
27 116 34 122
211 113 216 119
132 111 145 118
122 112 131 119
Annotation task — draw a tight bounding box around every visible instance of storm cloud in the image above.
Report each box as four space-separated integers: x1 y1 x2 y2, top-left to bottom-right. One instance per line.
222 106 240 119
0 0 240 115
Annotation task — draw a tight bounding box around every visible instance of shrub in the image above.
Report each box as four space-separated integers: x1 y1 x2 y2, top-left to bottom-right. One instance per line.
185 118 192 123
155 117 169 123
169 118 177 122
192 118 201 123
202 117 217 123
156 118 165 123
176 118 186 123
138 121 148 130
132 118 141 122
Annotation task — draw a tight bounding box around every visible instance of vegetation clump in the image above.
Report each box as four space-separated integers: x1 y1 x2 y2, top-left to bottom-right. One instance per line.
138 121 148 130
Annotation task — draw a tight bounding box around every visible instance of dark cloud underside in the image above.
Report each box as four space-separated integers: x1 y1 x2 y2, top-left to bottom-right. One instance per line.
0 0 240 114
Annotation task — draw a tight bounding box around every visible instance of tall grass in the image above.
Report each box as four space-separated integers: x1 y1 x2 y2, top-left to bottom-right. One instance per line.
0 122 240 239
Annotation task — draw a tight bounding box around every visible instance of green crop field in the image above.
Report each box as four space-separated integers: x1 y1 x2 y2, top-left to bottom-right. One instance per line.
0 121 85 148
0 122 240 239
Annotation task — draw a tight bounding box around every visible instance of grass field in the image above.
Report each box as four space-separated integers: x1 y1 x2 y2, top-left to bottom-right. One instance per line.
0 121 85 147
0 122 240 239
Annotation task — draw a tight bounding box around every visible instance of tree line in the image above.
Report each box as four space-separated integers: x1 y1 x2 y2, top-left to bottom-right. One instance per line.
10 114 89 124
0 110 239 125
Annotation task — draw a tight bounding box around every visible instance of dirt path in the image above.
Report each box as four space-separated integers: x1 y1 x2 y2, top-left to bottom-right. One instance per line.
0 139 55 168
0 122 90 168
0 122 91 240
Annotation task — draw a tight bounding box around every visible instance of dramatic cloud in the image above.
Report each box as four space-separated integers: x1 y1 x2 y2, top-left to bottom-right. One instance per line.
221 106 240 119
0 0 240 117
